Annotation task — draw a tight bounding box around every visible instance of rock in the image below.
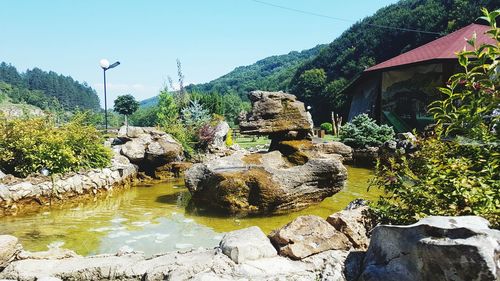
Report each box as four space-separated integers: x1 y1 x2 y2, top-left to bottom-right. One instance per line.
269 215 351 260
239 91 313 138
212 121 230 149
220 226 277 263
352 146 378 167
185 151 347 215
0 246 351 281
0 235 21 269
327 206 376 250
121 139 146 162
35 276 62 281
118 126 183 167
359 216 500 281
0 170 5 179
276 140 352 165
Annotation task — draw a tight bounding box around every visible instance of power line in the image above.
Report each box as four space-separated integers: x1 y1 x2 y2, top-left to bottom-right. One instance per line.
250 0 444 36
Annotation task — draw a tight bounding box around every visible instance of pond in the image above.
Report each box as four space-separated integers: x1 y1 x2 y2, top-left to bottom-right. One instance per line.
0 166 382 256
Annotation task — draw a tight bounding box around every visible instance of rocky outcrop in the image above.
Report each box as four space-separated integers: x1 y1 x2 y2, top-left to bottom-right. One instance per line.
239 91 313 138
269 215 351 260
0 153 138 216
219 226 277 263
185 150 347 215
117 126 183 166
186 91 350 215
358 216 500 281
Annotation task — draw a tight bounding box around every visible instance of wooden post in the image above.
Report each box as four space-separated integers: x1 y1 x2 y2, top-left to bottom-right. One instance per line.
332 111 337 136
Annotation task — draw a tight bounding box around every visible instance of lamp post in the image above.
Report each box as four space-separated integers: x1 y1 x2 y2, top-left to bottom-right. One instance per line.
99 59 120 131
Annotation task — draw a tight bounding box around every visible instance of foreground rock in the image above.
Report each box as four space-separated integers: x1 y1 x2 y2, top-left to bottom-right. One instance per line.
185 150 347 215
359 216 500 281
0 235 21 269
327 205 375 250
269 215 351 260
0 226 350 281
219 226 277 263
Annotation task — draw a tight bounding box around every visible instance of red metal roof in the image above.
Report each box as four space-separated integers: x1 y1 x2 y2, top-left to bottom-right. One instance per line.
365 24 494 72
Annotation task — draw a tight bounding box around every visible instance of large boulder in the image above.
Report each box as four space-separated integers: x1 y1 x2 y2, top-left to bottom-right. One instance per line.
359 216 500 281
0 235 21 269
118 126 183 168
219 226 277 263
239 91 313 138
185 151 347 215
269 215 351 260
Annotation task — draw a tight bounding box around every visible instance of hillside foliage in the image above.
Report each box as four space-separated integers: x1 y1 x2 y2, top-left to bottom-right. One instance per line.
0 62 100 111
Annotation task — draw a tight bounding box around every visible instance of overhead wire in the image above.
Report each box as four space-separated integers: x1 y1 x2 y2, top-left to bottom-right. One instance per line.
249 0 444 36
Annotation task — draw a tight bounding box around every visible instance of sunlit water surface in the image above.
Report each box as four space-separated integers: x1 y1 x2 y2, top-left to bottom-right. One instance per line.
0 166 381 256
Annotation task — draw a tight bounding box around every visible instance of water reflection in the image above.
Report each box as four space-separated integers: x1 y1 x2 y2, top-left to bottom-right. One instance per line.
0 166 381 256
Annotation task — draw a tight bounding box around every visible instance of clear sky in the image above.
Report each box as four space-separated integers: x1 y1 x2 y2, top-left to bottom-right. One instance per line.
0 0 398 105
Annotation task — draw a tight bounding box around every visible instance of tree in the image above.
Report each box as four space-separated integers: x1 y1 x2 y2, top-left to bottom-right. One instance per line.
156 90 178 127
113 94 139 129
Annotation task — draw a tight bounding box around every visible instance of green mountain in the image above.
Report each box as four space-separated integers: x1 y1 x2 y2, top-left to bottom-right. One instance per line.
0 62 100 111
186 45 326 97
140 45 326 107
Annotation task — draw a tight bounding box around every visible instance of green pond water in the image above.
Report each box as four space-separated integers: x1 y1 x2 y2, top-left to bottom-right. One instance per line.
0 166 382 256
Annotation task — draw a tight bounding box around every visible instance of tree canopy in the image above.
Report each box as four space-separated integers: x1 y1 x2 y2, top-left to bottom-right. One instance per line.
0 62 100 111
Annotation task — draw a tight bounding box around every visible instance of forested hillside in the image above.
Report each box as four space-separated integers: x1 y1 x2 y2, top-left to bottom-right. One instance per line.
289 0 497 122
0 62 100 111
186 45 326 97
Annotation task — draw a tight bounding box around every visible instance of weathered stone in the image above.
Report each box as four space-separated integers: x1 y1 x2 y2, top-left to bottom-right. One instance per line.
269 215 351 260
121 139 146 162
185 151 347 215
239 91 313 137
220 226 277 263
0 235 21 269
352 147 378 167
0 170 5 179
118 126 183 167
359 216 500 281
327 206 376 250
212 121 230 149
0 246 350 281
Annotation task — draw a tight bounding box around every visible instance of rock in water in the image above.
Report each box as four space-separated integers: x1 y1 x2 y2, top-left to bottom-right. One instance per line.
219 226 277 263
239 91 313 138
269 215 351 260
185 151 347 215
359 216 500 281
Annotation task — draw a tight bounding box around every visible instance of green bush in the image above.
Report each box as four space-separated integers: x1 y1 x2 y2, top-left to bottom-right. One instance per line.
339 114 394 148
0 113 112 177
320 122 333 134
371 9 500 228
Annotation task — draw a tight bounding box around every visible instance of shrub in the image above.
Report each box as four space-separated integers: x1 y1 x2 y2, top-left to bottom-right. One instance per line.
371 9 500 228
320 122 333 134
0 113 112 177
339 114 395 148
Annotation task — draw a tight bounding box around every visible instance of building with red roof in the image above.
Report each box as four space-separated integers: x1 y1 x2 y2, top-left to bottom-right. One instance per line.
346 23 494 132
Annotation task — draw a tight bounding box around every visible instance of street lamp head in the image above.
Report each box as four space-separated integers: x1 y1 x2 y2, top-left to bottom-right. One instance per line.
99 59 110 69
108 61 120 69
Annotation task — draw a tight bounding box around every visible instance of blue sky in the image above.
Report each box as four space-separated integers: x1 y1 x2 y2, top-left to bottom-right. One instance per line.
0 0 398 104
